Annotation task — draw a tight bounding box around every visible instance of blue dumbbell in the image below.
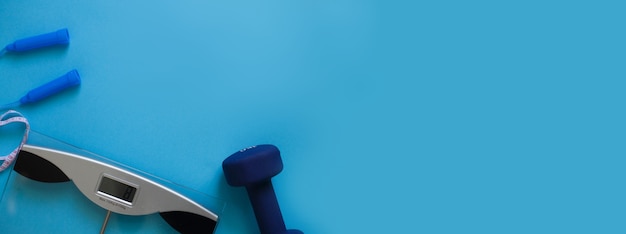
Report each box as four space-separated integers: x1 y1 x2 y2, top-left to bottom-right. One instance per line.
222 145 303 234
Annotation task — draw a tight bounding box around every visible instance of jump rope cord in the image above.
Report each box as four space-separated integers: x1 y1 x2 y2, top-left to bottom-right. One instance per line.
0 102 20 110
0 110 30 172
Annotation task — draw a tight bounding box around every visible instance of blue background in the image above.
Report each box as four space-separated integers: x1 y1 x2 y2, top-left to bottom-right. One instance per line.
1 0 625 233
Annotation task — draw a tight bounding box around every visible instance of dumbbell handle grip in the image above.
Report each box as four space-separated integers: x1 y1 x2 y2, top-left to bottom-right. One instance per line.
246 181 287 234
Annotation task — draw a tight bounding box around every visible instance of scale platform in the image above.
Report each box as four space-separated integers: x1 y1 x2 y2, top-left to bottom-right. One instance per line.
0 131 224 233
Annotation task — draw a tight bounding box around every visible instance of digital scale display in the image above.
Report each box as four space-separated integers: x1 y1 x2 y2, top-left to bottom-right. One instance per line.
97 175 138 204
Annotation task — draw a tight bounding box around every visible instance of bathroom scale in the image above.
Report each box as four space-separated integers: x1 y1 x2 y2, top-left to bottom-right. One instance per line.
0 131 224 233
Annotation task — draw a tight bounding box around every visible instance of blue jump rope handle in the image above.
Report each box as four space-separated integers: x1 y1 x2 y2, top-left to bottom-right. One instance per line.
4 28 70 53
20 69 81 105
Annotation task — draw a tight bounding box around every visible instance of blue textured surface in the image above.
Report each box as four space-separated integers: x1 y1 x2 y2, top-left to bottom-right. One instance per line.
0 0 625 233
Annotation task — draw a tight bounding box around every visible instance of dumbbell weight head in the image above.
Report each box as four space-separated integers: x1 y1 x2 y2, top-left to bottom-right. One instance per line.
222 145 283 186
